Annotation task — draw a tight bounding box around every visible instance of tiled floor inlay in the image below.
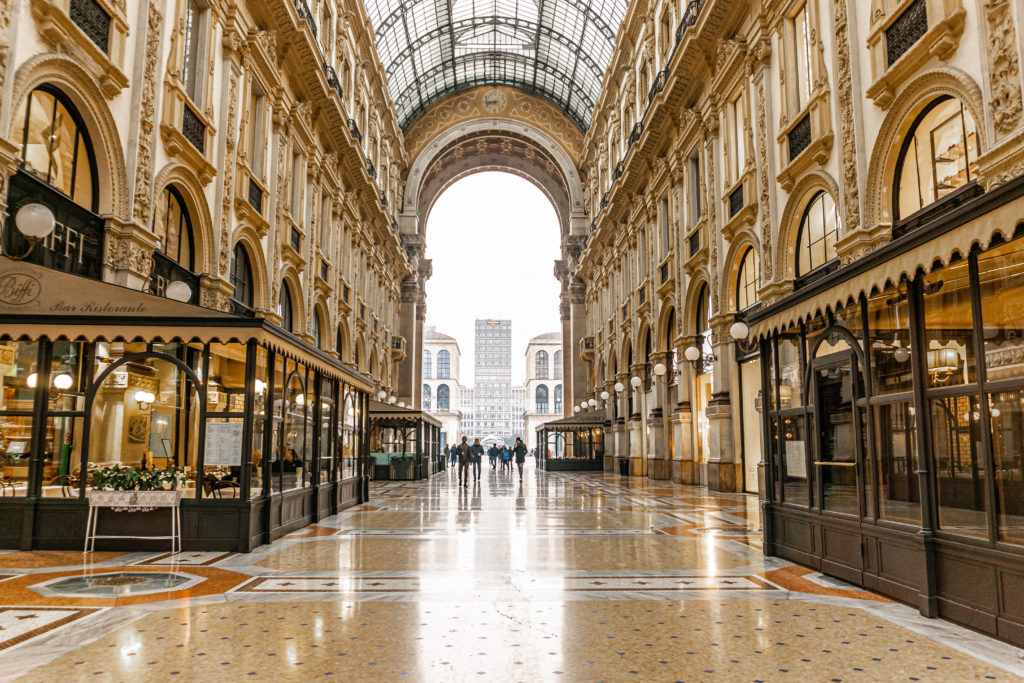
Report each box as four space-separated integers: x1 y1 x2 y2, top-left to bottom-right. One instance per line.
0 464 1022 681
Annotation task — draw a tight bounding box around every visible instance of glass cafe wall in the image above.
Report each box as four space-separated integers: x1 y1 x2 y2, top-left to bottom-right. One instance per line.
759 232 1024 638
0 336 367 547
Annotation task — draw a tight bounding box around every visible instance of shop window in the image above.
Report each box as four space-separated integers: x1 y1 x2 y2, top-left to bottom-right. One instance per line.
922 260 976 388
0 341 40 496
867 286 914 396
777 332 804 409
736 246 760 311
423 349 432 379
154 186 195 270
795 191 839 278
279 280 294 332
437 350 451 379
423 384 431 411
896 97 979 222
437 384 450 411
339 391 360 479
229 243 254 312
536 350 549 379
17 86 97 210
536 385 549 414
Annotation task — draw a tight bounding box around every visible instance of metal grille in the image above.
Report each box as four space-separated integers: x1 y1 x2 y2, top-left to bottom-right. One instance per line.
70 0 110 53
628 122 644 146
247 178 263 214
689 230 700 256
380 191 388 207
729 184 744 218
660 262 669 284
648 68 669 105
613 160 624 181
324 63 343 100
347 119 362 143
320 259 329 280
343 285 350 303
366 160 376 179
289 226 301 251
886 0 927 67
638 285 646 304
182 104 205 154
363 0 628 130
294 0 317 38
788 113 812 162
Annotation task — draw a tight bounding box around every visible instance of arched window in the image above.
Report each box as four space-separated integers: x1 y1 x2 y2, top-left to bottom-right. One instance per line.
437 350 451 378
423 383 431 411
536 350 549 379
229 243 254 310
279 280 294 332
437 384 450 411
312 308 322 348
554 384 563 413
554 350 562 379
154 186 195 269
423 349 432 379
536 385 549 414
736 246 760 311
896 96 979 221
796 191 839 277
696 283 712 360
18 85 97 210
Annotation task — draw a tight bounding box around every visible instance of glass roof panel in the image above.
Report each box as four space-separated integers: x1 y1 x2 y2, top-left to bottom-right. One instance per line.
367 0 628 130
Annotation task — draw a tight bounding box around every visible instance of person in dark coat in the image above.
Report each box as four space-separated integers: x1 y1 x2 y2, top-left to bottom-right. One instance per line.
513 438 527 479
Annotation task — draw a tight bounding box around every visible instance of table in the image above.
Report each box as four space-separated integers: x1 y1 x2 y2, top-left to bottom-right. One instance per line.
84 489 186 553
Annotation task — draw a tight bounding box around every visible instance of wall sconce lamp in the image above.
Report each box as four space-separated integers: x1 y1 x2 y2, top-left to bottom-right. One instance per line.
729 321 750 341
377 389 387 401
388 395 397 404
134 390 155 411
6 204 56 261
613 382 624 393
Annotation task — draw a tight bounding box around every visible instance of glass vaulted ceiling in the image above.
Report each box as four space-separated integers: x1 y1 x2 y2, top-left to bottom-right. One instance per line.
364 0 629 131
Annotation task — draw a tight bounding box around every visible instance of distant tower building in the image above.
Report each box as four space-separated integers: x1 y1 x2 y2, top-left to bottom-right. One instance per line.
511 385 526 442
422 326 464 446
523 332 563 450
474 319 513 445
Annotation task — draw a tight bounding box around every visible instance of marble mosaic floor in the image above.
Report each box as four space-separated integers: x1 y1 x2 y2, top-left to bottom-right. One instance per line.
1 465 1023 681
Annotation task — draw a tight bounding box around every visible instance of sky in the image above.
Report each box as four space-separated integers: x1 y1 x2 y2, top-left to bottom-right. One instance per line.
424 172 562 386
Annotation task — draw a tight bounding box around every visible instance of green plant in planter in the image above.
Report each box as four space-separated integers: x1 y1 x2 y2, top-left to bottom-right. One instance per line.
91 464 183 491
389 453 414 463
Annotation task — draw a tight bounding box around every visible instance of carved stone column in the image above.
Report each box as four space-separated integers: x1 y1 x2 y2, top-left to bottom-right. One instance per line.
603 380 617 471
199 274 235 312
705 316 738 492
0 137 19 237
647 350 673 480
103 217 158 290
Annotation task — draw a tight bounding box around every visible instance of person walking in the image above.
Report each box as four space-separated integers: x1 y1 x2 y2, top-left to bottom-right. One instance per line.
488 443 499 470
471 439 484 482
501 445 511 474
456 437 472 487
449 443 457 467
513 437 527 479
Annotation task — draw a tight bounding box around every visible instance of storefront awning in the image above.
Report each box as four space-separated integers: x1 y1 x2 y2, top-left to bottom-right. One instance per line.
369 400 443 428
748 191 1024 338
0 256 373 390
536 412 607 431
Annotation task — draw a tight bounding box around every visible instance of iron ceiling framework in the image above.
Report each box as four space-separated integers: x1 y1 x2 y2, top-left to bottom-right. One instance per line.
364 0 628 131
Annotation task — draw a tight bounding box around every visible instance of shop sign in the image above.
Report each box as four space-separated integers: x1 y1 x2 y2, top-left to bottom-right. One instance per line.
3 170 104 280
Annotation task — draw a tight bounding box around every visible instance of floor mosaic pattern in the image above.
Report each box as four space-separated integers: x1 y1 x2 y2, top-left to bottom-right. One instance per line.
0 464 1022 681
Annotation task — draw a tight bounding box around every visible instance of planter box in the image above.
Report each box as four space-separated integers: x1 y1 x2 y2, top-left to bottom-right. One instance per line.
390 460 415 480
87 489 185 509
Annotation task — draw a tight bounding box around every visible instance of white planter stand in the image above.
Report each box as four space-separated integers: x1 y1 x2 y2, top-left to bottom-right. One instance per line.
84 489 186 553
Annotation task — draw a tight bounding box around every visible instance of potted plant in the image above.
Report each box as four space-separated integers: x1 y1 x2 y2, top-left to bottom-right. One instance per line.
88 464 185 509
389 454 415 480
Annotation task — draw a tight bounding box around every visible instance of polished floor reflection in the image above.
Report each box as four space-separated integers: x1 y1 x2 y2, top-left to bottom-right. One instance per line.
1 463 1023 681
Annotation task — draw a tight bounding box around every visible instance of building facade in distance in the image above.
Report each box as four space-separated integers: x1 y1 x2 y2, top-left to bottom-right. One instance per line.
523 332 563 450
422 326 463 446
474 319 513 445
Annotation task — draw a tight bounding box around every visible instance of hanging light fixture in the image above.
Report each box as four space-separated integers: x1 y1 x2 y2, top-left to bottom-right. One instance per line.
926 348 959 381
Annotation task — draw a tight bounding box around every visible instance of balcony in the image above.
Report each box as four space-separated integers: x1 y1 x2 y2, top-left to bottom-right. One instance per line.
347 118 362 143
391 335 407 360
323 63 343 102
579 336 595 361
293 0 316 38
366 159 376 179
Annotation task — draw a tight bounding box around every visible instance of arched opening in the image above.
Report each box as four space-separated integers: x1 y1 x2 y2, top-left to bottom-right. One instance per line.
895 95 980 222
229 242 255 314
437 384 450 411
736 246 760 311
279 280 295 332
536 384 549 414
436 350 450 379
423 383 432 410
153 185 195 270
536 350 549 379
795 191 839 279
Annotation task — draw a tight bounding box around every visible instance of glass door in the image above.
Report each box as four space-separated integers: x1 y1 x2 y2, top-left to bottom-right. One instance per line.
813 354 862 516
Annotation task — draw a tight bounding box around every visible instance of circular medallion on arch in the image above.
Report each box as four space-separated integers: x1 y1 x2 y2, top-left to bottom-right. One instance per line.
29 571 205 597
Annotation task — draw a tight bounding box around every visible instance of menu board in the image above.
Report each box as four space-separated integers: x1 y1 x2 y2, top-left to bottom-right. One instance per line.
204 421 243 466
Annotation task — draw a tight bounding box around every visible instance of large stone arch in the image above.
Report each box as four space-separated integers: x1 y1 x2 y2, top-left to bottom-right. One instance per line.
9 54 129 217
864 68 986 230
722 228 762 314
683 272 712 337
402 117 586 238
776 171 841 283
152 163 216 276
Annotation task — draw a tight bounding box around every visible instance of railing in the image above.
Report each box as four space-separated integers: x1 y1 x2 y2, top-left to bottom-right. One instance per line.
342 284 350 303
886 0 927 67
676 0 705 45
70 0 110 53
729 184 744 218
600 192 609 210
647 68 669 105
660 262 669 284
628 122 644 146
347 118 362 143
788 113 812 162
613 160 625 181
380 191 388 207
247 177 263 214
366 160 376 179
320 259 329 281
294 0 317 38
289 226 301 251
324 63 343 101
182 104 205 154
391 217 399 231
